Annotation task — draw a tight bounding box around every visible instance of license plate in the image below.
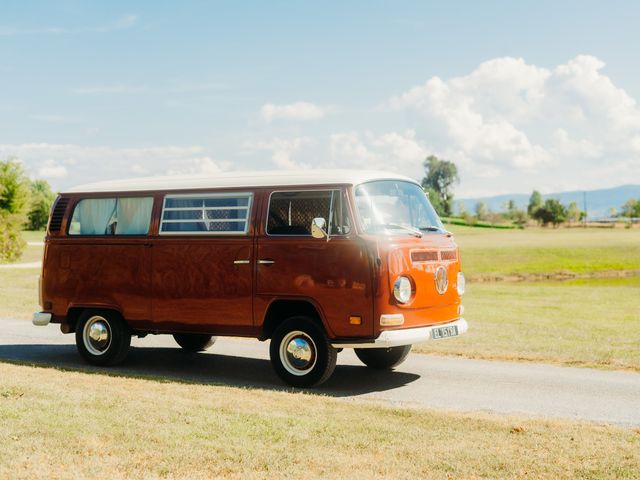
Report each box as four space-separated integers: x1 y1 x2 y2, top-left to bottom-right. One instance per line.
431 325 459 340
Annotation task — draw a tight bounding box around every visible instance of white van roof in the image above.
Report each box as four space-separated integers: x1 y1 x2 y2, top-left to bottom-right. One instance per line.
64 169 420 193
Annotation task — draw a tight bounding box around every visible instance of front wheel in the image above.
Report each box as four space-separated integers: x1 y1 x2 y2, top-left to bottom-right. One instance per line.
354 345 412 369
269 316 337 388
173 334 216 352
75 309 131 366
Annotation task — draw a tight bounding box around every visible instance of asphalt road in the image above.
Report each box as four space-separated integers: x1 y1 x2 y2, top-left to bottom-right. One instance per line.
2 318 639 426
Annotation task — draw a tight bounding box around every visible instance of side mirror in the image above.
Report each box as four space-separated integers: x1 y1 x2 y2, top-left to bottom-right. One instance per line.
311 217 327 239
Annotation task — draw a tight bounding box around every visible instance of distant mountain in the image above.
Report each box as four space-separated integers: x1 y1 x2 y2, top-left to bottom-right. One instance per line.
458 184 640 219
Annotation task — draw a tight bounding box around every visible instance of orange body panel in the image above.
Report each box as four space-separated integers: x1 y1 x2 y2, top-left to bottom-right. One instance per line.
372 235 461 336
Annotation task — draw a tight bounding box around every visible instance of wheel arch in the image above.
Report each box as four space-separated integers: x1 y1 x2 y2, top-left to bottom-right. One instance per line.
260 298 333 340
64 304 125 334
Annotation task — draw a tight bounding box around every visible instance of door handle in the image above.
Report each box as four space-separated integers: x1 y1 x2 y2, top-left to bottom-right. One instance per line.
258 259 275 265
234 259 250 265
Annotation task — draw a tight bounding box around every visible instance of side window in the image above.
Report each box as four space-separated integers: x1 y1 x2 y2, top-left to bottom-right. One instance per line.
68 197 153 235
160 193 252 235
267 190 351 236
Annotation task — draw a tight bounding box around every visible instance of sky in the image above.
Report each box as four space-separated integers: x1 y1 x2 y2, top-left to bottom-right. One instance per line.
1 0 639 198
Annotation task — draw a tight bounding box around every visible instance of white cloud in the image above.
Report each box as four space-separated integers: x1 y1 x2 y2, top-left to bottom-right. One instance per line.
328 130 429 181
0 143 230 191
0 15 138 36
329 132 379 167
167 157 231 175
389 55 640 196
37 159 67 179
260 102 334 123
247 138 314 169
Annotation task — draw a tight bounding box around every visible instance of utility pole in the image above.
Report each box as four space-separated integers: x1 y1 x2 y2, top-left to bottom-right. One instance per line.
583 191 587 227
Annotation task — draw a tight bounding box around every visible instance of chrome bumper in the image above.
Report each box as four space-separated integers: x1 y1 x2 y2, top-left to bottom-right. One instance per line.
332 318 468 349
32 312 52 326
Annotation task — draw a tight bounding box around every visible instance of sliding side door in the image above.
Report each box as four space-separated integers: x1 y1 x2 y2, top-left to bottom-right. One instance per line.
151 191 255 333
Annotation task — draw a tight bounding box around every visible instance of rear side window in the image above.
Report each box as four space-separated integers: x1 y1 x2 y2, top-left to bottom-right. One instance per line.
267 190 351 236
68 197 153 235
160 193 253 235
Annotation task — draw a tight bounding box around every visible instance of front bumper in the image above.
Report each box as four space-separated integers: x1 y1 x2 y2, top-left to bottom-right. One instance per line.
32 312 52 326
332 317 468 349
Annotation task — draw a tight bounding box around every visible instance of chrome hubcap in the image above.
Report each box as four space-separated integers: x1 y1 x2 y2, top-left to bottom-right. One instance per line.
280 331 317 376
83 316 111 356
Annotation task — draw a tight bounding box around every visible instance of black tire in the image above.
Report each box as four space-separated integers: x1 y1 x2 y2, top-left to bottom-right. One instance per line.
354 345 412 369
269 316 337 388
75 309 131 366
173 334 216 352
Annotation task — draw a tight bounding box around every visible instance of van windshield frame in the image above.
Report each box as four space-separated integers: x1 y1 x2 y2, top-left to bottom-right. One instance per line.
354 180 444 235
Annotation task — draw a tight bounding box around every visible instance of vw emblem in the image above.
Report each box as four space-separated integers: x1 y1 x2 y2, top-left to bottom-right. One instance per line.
434 266 448 294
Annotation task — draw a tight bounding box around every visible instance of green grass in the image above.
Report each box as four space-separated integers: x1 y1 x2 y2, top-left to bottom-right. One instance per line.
0 363 638 479
442 217 521 229
20 230 45 243
417 277 640 371
450 226 640 278
0 267 39 320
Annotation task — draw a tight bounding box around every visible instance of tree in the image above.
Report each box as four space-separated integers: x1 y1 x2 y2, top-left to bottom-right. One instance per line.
528 190 542 216
455 201 468 217
0 158 31 261
28 179 56 230
532 198 567 227
501 199 528 226
621 199 640 218
504 199 517 218
421 155 459 217
566 201 584 224
425 187 445 217
474 201 489 221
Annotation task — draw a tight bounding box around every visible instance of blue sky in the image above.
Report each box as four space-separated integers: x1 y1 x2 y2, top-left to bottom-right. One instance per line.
1 1 639 197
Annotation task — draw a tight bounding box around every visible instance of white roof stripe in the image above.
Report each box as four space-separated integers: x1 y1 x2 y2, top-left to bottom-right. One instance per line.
64 169 420 193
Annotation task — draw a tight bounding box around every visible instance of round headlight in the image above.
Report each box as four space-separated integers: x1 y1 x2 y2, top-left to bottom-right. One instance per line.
393 276 412 304
457 272 466 296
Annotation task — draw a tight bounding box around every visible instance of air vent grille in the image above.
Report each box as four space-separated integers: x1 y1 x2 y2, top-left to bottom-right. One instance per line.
440 250 457 261
411 251 439 262
48 197 69 233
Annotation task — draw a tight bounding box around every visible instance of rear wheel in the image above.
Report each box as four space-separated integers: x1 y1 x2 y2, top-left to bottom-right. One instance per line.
75 309 131 366
270 316 337 388
354 345 412 369
173 334 216 352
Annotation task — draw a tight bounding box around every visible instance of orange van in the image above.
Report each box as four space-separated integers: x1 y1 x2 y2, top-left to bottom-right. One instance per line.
33 170 467 386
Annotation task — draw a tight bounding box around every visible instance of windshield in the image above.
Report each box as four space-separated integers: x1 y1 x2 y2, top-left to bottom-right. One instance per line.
354 180 444 235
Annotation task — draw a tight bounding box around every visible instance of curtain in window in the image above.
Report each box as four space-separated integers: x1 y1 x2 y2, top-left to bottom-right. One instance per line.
116 197 153 235
77 198 117 235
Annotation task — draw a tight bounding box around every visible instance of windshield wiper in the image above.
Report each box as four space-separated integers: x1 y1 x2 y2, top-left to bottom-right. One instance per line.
418 225 452 236
377 223 423 238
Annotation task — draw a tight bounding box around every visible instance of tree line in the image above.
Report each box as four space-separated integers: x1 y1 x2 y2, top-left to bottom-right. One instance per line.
421 155 638 227
0 158 56 261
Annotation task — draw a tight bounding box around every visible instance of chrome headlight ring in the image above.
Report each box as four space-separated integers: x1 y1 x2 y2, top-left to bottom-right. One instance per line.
393 276 413 304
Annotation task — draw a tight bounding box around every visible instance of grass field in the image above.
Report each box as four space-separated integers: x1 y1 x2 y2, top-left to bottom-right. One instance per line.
415 277 640 371
449 225 640 279
0 267 39 320
0 363 638 479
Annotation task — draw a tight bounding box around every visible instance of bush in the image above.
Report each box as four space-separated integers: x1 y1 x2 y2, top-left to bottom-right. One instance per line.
0 158 31 261
0 210 27 262
28 179 56 230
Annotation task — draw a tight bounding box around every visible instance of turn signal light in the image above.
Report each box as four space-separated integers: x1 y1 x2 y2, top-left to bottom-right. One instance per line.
349 316 362 325
380 314 405 326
